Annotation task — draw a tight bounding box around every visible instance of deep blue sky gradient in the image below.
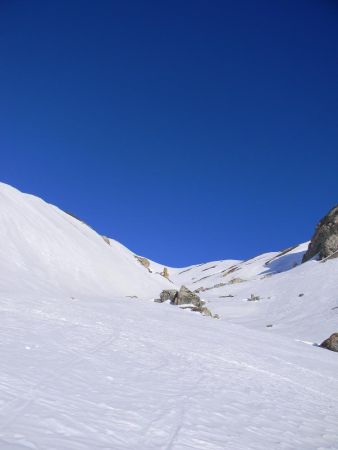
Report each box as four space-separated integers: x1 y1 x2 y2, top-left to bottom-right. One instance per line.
1 0 337 266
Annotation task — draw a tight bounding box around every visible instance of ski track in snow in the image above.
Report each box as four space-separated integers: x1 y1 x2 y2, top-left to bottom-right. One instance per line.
1 295 338 450
0 332 120 433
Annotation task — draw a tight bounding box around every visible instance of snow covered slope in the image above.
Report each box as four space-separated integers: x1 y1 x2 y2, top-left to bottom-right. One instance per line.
1 291 338 450
0 182 337 449
144 242 338 343
0 182 172 298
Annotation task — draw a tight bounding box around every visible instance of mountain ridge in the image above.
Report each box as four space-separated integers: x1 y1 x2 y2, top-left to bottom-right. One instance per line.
0 181 338 449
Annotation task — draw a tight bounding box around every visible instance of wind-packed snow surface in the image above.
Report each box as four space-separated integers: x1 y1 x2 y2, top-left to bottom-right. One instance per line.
0 183 338 450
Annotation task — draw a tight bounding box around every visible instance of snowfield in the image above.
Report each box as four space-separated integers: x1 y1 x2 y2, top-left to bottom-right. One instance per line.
0 183 337 449
0 183 172 298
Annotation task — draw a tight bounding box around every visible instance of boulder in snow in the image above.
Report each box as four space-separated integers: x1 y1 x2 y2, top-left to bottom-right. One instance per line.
247 294 260 302
174 286 204 308
156 286 204 308
156 289 178 303
319 333 338 352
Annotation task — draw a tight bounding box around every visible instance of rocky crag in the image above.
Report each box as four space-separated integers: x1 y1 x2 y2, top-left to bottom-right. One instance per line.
302 205 338 262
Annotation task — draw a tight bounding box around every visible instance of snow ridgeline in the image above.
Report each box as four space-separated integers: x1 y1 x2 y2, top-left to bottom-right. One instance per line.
0 182 337 450
0 182 173 299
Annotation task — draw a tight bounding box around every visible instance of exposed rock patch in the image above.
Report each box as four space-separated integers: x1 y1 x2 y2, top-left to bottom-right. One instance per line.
264 245 298 266
302 205 338 262
222 266 239 277
178 267 193 275
102 235 110 245
247 294 260 302
319 333 338 352
161 267 170 279
194 282 227 293
64 211 94 229
192 275 212 284
228 277 246 285
202 265 217 272
134 255 151 270
180 304 214 317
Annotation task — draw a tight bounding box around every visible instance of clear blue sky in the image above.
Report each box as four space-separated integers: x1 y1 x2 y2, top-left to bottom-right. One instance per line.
1 0 337 266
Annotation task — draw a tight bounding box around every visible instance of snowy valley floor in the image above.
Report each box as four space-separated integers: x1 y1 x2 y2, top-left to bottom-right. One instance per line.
1 293 338 450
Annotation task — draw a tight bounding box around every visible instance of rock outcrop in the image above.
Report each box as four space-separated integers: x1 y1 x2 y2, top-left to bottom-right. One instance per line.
156 286 203 308
302 205 338 262
134 255 151 269
161 267 170 278
319 333 338 352
101 235 110 245
174 285 204 307
155 286 219 318
156 289 178 303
